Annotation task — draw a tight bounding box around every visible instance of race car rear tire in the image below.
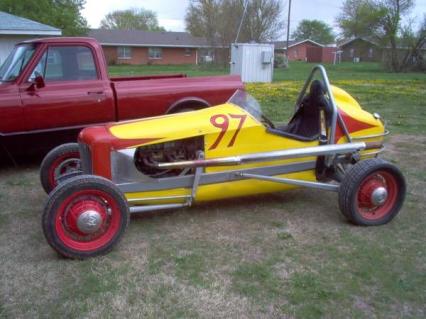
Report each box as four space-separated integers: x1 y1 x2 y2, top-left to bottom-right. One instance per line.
42 175 129 259
338 158 406 226
40 143 81 194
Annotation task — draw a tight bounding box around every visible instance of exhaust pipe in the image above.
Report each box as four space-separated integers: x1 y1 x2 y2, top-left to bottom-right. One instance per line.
153 142 366 170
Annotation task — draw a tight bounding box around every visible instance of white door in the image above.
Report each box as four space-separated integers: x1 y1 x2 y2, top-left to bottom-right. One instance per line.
230 44 242 76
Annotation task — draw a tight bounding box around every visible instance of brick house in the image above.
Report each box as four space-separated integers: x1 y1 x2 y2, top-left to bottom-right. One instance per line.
0 11 61 65
339 37 426 65
274 39 335 63
339 37 383 62
305 46 336 64
89 29 214 65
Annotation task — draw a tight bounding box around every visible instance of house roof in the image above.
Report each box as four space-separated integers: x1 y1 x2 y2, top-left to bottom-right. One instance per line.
338 37 379 48
273 39 324 49
272 40 296 49
0 11 61 35
88 29 212 48
338 36 426 50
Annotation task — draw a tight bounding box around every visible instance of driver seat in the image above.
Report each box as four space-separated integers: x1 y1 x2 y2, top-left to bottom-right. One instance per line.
272 80 332 140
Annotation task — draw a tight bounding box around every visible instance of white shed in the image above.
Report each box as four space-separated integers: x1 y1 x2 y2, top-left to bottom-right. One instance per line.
0 11 61 65
230 43 274 83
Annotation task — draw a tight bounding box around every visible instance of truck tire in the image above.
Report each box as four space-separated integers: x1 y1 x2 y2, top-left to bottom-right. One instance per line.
173 107 198 113
42 175 129 259
338 158 406 226
168 99 209 114
40 143 81 194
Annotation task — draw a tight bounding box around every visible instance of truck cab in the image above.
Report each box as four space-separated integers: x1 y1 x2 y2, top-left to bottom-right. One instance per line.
0 37 243 157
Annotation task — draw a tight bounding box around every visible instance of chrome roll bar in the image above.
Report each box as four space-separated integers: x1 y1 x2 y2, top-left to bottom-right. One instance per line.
295 65 352 146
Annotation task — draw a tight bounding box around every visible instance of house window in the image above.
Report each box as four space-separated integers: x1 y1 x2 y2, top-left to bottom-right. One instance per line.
117 47 132 59
199 49 214 63
77 51 96 71
368 48 374 58
184 48 192 56
149 47 162 59
350 48 355 58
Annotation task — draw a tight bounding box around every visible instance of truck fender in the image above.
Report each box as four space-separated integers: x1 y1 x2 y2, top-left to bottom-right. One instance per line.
167 97 210 114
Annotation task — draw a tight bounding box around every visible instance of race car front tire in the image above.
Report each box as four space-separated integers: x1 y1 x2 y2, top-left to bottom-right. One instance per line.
40 143 81 194
42 175 130 259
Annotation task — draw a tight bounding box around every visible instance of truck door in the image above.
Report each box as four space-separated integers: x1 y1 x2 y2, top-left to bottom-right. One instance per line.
19 45 115 131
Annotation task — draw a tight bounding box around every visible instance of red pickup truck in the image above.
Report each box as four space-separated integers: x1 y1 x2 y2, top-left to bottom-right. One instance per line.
0 37 243 158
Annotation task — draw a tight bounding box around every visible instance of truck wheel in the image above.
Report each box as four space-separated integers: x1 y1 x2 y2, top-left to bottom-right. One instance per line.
40 143 81 194
338 158 406 226
172 107 198 113
42 175 129 259
172 107 197 113
170 101 209 114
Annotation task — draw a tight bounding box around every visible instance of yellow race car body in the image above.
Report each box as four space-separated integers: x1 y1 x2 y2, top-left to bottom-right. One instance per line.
77 84 384 206
42 66 405 259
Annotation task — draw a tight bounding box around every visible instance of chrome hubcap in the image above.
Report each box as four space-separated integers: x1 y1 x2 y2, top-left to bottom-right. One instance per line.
371 187 388 206
77 210 102 234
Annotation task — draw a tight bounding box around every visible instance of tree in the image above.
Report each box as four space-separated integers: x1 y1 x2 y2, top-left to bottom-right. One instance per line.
244 0 285 42
376 0 415 71
292 20 335 44
185 0 284 46
100 8 165 31
337 0 417 71
0 0 88 36
336 0 385 38
398 15 426 70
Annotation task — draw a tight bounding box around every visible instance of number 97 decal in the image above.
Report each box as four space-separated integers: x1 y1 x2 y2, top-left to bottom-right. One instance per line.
209 114 247 150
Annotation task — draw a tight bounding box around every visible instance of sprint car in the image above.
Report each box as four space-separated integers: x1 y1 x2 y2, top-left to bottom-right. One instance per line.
41 66 406 259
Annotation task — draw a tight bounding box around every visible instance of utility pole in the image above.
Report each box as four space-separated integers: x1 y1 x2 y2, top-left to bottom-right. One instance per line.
235 0 249 43
285 0 292 68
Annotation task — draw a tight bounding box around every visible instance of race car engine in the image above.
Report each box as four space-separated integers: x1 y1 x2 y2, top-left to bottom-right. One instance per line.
134 137 204 177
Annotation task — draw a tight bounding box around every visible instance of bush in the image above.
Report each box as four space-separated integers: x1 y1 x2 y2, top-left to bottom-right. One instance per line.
274 55 286 68
382 50 426 72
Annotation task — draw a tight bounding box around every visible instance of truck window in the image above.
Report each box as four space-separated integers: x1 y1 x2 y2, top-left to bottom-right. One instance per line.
30 46 98 82
0 44 37 82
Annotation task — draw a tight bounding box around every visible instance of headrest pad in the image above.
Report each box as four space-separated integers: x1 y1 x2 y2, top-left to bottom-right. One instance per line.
310 80 326 97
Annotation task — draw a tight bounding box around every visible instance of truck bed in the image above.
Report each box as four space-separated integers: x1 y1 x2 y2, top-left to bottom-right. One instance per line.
112 75 243 120
110 74 187 82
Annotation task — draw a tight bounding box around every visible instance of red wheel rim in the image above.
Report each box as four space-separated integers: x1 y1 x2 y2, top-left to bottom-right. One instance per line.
356 170 398 221
54 189 121 252
48 152 80 189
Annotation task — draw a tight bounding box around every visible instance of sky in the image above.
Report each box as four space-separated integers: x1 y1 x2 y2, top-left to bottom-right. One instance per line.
82 0 426 38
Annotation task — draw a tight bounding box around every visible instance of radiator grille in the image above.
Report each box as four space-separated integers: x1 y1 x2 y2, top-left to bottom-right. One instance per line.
78 142 92 174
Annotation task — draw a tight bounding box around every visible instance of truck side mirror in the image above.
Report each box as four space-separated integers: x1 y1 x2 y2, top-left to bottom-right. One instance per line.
34 75 45 89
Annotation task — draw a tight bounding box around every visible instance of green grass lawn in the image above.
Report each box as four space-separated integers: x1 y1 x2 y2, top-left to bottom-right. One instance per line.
109 62 426 134
108 63 229 77
108 61 426 81
246 78 426 135
0 62 425 318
